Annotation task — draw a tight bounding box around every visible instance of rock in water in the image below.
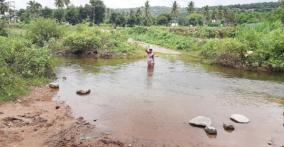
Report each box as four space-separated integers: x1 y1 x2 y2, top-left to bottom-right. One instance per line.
49 83 59 89
205 126 217 135
76 89 91 95
223 122 235 131
230 114 250 123
189 116 212 127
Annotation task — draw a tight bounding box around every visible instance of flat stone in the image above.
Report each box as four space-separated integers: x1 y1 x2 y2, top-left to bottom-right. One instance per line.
76 89 91 95
230 114 250 123
49 83 59 89
205 126 217 135
189 116 211 127
223 122 235 131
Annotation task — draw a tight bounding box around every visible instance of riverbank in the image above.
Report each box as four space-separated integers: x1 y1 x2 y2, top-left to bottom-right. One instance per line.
0 86 125 147
123 24 284 72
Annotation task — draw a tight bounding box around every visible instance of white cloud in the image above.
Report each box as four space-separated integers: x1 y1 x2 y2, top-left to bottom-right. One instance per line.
14 0 277 9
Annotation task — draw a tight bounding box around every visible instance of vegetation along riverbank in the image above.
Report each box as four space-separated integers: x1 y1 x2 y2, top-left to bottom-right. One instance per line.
0 0 283 104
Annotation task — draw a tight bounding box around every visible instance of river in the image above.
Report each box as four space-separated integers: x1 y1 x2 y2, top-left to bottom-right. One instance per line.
53 55 284 147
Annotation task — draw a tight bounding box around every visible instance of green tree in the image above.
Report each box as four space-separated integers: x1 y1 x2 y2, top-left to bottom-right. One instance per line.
203 5 210 24
17 9 31 23
53 9 65 22
171 1 179 23
217 6 224 21
211 8 217 20
187 1 194 15
143 0 152 26
27 1 42 18
135 8 143 25
186 13 203 26
157 13 171 25
127 10 136 27
40 7 53 18
90 0 106 25
65 6 80 25
0 0 8 16
55 0 70 8
109 12 126 28
78 6 88 22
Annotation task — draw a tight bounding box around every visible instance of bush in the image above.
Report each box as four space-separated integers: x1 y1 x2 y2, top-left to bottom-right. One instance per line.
64 32 101 53
63 26 138 56
27 18 63 46
0 36 53 101
201 38 246 58
0 20 8 36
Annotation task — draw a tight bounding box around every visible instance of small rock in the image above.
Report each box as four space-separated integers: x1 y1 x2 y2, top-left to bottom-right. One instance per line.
128 144 132 147
0 112 4 115
62 77 67 80
204 126 217 135
76 89 91 95
268 140 272 145
77 117 84 121
230 114 250 123
223 122 235 131
93 119 97 122
189 116 212 127
49 83 59 89
34 128 38 132
17 99 22 103
55 106 60 109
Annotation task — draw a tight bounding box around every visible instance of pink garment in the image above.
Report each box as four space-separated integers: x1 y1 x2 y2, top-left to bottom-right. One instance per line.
147 52 155 65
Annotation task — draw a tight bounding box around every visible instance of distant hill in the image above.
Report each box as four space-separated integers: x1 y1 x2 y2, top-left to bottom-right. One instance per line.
113 2 280 16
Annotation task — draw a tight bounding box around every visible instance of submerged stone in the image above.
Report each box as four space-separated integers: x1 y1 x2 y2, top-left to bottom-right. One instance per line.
76 89 91 95
49 83 59 89
205 126 217 135
230 114 250 123
189 116 212 127
223 122 235 131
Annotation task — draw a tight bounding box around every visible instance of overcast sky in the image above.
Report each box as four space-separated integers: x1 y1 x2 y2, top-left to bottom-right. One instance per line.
14 0 277 9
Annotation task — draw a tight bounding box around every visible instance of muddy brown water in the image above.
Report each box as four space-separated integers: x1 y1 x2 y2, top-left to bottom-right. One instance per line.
54 56 284 147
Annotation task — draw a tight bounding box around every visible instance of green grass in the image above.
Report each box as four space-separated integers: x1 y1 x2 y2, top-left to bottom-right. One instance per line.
123 22 284 71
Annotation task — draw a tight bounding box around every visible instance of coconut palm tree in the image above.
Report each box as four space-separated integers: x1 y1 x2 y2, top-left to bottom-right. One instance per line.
55 0 70 8
27 0 42 17
0 0 8 15
171 1 179 23
187 1 194 15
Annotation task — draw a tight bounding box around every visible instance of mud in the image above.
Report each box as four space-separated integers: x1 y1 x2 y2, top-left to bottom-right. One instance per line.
0 86 121 147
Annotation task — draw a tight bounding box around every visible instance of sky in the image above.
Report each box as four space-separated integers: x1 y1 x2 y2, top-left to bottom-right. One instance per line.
13 0 277 9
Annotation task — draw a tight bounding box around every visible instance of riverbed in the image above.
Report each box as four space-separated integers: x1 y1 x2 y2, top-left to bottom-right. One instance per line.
54 56 284 147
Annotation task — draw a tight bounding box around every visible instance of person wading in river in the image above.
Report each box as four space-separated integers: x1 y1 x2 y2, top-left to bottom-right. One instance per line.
146 48 155 66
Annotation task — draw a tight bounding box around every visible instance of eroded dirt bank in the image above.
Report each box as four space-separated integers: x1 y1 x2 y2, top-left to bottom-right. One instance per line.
0 86 124 147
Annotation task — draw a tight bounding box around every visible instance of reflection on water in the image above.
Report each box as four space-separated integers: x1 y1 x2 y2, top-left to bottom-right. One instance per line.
54 56 284 147
147 65 155 88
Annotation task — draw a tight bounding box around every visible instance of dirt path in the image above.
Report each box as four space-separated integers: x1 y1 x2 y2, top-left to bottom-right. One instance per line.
0 86 124 147
128 38 181 55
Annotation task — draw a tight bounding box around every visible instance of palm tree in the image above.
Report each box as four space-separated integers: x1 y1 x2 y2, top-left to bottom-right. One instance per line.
27 1 42 17
203 5 210 24
171 1 179 23
187 1 194 15
0 0 8 15
143 0 152 26
55 0 70 8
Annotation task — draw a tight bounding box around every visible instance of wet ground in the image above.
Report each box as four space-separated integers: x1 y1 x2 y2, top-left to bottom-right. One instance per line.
54 56 284 147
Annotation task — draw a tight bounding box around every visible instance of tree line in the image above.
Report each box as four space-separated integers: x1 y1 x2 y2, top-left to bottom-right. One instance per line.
0 0 283 27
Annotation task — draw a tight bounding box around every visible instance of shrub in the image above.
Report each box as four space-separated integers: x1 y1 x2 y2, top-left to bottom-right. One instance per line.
63 30 101 53
27 18 63 46
0 20 8 36
200 38 247 67
0 35 53 101
0 36 53 78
